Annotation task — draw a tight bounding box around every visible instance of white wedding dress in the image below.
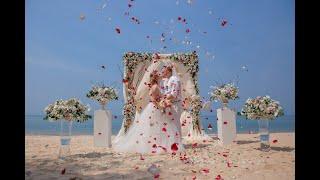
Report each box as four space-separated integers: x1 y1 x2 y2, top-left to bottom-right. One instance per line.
113 101 185 154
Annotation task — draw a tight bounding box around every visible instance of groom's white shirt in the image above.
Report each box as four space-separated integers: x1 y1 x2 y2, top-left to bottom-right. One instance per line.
162 75 181 101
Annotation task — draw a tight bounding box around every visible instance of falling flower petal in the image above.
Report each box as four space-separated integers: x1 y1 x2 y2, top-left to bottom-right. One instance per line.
162 127 167 132
171 143 179 151
115 27 121 34
221 20 228 27
224 121 228 125
273 139 278 143
208 123 213 130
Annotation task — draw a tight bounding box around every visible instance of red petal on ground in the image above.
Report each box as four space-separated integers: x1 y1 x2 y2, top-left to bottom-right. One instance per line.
154 174 160 179
192 143 198 148
175 132 179 136
168 112 172 116
201 168 210 174
223 154 228 157
140 155 145 160
154 137 157 140
227 162 231 167
215 175 222 180
152 150 156 153
272 139 278 143
171 143 179 151
162 127 167 132
134 166 139 169
167 135 170 138
61 168 66 175
192 175 197 180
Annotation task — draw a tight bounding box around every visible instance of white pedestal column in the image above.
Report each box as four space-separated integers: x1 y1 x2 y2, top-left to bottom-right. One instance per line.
94 110 112 147
217 107 236 145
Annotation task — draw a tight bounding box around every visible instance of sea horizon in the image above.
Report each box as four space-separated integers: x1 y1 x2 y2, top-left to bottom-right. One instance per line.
25 114 295 136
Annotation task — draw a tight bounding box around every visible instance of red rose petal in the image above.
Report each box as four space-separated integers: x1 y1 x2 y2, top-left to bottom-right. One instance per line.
273 139 278 143
154 137 157 140
178 16 182 21
114 115 117 119
128 4 132 8
208 123 213 129
201 168 210 174
191 142 198 147
154 174 160 179
227 162 231 167
223 121 228 125
215 175 222 180
192 175 197 180
171 143 179 151
61 168 66 175
221 20 228 26
168 112 172 116
140 155 144 160
115 27 121 34
152 144 157 148
223 154 228 157
162 127 167 132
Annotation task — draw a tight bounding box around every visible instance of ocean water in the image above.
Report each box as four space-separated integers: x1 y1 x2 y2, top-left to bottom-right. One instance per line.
25 114 295 135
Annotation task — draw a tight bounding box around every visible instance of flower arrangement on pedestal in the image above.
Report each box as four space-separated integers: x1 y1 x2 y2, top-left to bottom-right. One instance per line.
44 98 91 122
240 95 284 120
209 83 239 107
86 85 119 109
240 95 284 151
43 98 91 159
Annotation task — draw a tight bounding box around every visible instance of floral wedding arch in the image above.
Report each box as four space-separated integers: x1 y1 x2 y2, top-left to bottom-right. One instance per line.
114 51 209 141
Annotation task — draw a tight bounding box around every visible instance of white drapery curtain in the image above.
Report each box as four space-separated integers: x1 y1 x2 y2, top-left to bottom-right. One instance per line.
114 54 210 143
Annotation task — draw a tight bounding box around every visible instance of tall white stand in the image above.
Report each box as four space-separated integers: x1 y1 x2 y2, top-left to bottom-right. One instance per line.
217 107 236 145
94 110 112 147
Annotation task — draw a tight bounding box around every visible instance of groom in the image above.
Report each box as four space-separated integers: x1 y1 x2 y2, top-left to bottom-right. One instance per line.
160 65 183 137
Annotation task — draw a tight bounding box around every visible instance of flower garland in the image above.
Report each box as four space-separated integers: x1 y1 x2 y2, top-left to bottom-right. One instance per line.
240 96 284 120
43 98 91 122
188 95 202 132
122 52 200 133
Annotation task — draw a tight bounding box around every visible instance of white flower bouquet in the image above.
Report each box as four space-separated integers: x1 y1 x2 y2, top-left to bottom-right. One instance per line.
240 96 284 120
44 98 91 122
86 85 118 104
209 83 239 103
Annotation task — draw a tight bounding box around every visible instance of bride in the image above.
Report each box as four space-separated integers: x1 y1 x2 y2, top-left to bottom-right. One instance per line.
113 70 185 154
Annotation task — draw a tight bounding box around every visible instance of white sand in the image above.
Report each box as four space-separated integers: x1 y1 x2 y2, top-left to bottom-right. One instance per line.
25 133 294 180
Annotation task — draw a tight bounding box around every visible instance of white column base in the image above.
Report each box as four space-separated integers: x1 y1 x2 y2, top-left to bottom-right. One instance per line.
217 107 237 145
94 110 112 147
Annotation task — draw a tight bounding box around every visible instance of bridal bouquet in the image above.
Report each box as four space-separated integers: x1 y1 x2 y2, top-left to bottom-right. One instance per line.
240 96 284 120
86 85 118 104
209 83 239 103
44 98 91 122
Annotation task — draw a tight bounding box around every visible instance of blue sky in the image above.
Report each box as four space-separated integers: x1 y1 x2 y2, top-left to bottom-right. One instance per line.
26 0 295 115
